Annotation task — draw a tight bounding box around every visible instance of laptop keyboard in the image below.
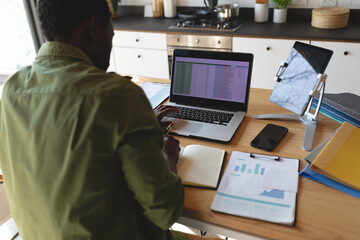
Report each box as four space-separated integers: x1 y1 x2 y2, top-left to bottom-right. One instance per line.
168 106 234 126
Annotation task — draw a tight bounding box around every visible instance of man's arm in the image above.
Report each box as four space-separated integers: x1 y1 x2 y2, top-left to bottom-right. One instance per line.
117 128 184 230
116 82 184 230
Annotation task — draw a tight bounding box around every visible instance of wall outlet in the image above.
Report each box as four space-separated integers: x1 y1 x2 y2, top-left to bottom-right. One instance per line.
337 0 352 8
291 0 308 5
320 0 337 7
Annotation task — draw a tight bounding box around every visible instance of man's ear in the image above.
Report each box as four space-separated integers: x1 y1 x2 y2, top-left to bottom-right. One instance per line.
87 14 100 42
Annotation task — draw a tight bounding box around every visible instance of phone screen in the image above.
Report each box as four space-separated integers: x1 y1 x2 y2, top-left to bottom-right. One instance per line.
250 124 288 151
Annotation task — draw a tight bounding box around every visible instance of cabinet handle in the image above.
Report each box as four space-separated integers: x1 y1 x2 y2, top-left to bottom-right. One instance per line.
137 55 141 58
135 39 140 42
176 38 180 42
195 39 200 43
218 40 221 44
266 47 271 51
344 51 349 56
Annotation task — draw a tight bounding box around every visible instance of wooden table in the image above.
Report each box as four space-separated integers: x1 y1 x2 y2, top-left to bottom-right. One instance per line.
177 88 360 240
134 77 359 240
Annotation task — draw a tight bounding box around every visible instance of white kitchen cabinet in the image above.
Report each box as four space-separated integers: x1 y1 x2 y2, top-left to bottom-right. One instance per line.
311 41 360 96
113 47 169 79
112 31 169 79
233 37 309 89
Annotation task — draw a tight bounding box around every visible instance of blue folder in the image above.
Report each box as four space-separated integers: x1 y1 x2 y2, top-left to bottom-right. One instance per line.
300 164 360 199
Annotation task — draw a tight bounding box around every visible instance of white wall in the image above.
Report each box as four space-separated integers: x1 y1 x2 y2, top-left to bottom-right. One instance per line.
120 0 360 9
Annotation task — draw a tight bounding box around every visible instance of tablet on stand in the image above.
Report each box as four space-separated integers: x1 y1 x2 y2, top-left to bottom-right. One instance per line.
253 41 333 151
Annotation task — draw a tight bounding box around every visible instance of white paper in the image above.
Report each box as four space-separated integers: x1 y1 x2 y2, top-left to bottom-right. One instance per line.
211 151 299 225
263 169 299 193
140 82 170 109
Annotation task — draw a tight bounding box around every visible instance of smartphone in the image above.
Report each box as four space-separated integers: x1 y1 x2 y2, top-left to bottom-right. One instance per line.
250 124 288 151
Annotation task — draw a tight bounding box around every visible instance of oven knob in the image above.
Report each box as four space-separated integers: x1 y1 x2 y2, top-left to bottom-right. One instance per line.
223 23 230 29
181 22 186 27
202 22 208 28
216 23 221 29
195 39 200 43
176 22 181 27
184 20 192 27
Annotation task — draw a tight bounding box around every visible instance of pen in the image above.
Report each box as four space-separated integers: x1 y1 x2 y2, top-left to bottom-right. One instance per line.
164 123 173 136
250 153 280 161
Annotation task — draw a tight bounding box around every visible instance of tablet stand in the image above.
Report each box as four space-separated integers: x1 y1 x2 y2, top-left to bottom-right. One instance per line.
253 72 327 151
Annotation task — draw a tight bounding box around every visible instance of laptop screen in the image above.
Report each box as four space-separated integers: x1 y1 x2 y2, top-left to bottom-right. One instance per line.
170 49 253 111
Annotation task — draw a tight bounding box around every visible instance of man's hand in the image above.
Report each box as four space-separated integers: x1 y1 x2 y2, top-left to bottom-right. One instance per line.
162 136 180 173
154 105 178 130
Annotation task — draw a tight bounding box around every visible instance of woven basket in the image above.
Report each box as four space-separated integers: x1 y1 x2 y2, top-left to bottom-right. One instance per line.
311 7 349 29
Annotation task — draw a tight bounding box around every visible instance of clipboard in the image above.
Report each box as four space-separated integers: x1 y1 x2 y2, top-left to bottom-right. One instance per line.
211 151 299 225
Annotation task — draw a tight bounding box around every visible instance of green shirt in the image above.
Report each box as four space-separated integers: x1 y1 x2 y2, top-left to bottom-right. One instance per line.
0 42 187 240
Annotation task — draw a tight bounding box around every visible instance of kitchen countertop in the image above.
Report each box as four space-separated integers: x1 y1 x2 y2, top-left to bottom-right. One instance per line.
112 7 360 42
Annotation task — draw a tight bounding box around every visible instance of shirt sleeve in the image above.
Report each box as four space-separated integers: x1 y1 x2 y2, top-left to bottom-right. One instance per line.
116 82 184 230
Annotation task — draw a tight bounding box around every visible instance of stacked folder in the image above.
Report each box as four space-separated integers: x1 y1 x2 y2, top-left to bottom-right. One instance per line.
300 121 360 198
312 92 360 128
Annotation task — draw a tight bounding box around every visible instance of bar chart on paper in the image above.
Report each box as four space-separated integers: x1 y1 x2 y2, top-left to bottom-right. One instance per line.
211 151 299 225
233 162 265 176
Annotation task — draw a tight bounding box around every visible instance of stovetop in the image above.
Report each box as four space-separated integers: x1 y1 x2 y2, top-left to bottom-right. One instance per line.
168 18 244 32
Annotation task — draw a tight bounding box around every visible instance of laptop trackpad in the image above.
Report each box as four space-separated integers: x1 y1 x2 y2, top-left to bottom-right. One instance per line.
174 120 203 134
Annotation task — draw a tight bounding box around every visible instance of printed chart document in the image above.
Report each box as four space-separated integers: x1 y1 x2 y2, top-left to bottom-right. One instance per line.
211 151 299 225
177 145 225 189
140 82 170 109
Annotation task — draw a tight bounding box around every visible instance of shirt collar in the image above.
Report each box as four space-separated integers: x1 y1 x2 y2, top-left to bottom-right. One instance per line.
37 42 94 66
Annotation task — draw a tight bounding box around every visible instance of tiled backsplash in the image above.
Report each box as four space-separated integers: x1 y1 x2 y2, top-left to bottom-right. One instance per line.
120 0 360 9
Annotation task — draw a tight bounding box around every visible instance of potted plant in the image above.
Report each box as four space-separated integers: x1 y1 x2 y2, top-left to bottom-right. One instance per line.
272 0 292 23
108 0 121 18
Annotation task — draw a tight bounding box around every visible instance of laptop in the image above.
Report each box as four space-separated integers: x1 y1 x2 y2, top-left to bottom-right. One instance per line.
164 49 253 143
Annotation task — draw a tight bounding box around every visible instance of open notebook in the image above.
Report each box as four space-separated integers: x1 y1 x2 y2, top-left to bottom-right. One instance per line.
177 145 225 189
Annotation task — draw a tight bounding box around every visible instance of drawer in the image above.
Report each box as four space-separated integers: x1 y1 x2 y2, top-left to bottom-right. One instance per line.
167 34 232 49
113 31 167 50
113 47 169 79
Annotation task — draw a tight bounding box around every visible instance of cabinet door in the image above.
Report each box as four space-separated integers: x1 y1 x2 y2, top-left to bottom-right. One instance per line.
311 41 360 95
113 31 167 50
113 47 169 79
233 37 309 89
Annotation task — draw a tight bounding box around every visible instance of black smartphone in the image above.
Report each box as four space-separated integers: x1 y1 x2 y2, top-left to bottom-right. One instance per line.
250 124 288 151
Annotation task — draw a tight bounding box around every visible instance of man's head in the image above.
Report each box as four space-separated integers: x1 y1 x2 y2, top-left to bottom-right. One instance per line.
37 0 114 70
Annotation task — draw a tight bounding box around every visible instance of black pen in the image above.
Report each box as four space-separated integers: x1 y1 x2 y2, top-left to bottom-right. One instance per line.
250 153 280 161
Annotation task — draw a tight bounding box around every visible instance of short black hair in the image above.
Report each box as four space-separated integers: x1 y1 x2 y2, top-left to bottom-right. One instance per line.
37 0 111 41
